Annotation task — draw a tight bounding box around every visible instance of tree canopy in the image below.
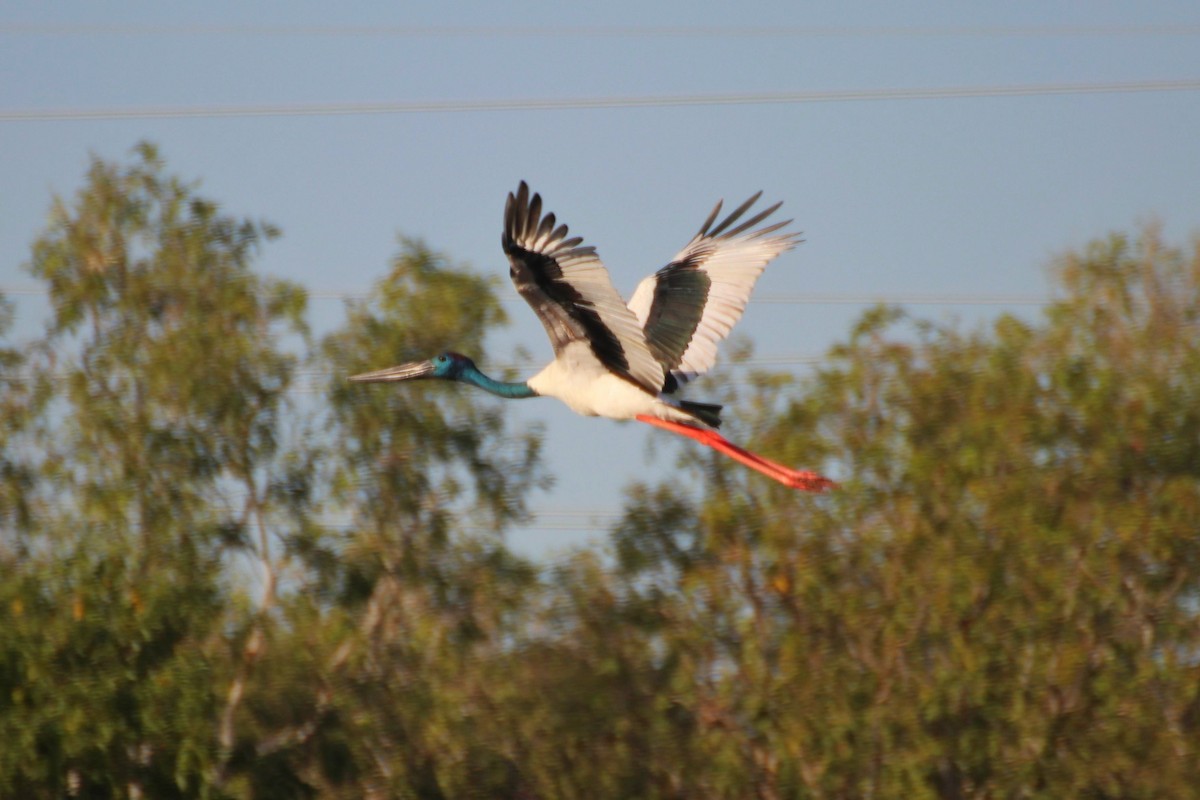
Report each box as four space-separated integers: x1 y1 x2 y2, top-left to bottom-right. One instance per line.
1 145 1197 798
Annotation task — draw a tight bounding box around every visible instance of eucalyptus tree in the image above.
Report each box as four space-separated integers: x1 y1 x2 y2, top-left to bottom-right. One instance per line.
604 225 1200 798
233 239 548 797
1 143 307 797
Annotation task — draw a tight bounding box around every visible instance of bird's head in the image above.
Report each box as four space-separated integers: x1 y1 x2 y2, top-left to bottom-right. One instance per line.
349 351 478 384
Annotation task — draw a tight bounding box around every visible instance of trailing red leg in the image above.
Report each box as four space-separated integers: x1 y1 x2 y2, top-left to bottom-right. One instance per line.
635 415 836 492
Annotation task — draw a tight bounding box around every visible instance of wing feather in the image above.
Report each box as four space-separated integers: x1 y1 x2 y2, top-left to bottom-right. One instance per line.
628 192 801 388
503 182 664 394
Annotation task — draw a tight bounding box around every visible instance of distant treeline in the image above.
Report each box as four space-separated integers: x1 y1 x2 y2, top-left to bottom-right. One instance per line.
1 144 1197 798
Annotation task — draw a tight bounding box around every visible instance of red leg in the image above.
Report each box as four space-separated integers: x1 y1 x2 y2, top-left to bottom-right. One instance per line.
636 416 836 492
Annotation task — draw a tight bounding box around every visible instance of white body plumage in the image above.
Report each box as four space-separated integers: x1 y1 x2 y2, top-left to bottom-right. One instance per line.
527 341 696 423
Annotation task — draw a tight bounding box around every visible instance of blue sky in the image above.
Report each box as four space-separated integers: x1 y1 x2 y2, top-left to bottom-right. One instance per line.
3 2 1199 555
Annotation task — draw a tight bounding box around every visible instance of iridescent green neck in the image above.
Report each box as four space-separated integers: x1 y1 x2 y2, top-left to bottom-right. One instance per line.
460 365 538 399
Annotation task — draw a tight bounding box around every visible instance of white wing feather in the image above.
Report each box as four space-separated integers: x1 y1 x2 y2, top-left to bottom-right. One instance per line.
628 194 800 386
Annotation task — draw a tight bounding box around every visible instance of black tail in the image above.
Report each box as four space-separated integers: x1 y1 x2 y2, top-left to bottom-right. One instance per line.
678 400 723 428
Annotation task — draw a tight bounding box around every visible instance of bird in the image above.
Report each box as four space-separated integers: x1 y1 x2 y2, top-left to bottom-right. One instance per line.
350 182 834 491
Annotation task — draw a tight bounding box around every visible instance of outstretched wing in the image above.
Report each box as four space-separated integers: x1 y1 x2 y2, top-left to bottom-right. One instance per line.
502 182 664 394
627 192 800 388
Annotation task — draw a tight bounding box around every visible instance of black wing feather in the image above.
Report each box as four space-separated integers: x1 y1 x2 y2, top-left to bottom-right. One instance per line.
502 182 660 391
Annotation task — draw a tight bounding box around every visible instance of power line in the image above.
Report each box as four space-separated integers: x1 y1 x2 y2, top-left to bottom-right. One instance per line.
4 23 1200 38
2 79 1198 123
4 357 829 389
315 513 622 535
0 284 1049 306
293 357 827 380
746 292 1050 306
306 289 1051 306
4 505 621 535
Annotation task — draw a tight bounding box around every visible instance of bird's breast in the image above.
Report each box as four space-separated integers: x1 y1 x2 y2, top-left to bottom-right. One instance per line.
527 341 658 420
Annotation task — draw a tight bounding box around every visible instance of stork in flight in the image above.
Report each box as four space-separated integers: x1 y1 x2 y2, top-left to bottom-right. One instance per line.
350 182 834 491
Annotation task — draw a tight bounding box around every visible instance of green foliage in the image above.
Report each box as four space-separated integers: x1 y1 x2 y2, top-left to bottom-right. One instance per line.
1 537 222 798
2 141 308 796
27 142 304 539
0 293 41 534
3 144 1198 797
248 241 548 797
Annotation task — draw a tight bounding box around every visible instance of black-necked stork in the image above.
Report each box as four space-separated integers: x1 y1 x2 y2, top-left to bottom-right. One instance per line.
350 182 834 491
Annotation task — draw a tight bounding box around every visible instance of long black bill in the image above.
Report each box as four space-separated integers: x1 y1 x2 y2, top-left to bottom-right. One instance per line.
348 361 435 383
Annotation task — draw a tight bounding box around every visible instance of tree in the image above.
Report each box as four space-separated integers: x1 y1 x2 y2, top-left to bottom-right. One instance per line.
609 224 1200 797
1 143 307 797
1 145 548 798
231 240 546 797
